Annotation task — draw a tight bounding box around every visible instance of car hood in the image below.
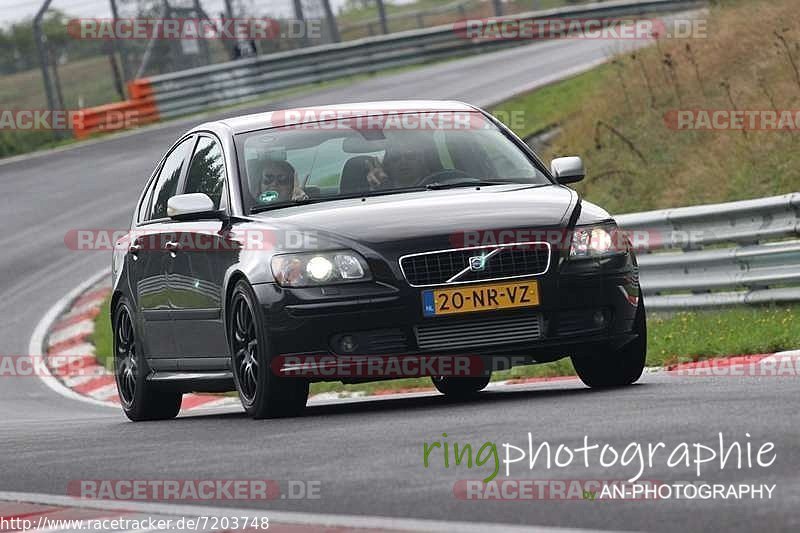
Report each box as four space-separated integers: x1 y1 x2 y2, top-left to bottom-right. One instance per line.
249 184 579 246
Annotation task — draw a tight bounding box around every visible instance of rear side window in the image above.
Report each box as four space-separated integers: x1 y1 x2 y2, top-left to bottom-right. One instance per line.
145 137 194 221
184 136 226 210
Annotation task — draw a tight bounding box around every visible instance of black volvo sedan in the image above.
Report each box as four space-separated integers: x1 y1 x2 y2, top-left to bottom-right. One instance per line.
111 101 645 421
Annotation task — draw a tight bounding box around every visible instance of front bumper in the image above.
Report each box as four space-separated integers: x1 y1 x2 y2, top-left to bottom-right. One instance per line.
253 252 641 380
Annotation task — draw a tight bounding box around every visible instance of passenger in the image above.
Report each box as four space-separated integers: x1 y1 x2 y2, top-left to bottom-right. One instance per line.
257 160 308 203
365 157 392 190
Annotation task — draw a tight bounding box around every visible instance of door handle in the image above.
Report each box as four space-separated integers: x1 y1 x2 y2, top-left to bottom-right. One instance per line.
165 240 182 252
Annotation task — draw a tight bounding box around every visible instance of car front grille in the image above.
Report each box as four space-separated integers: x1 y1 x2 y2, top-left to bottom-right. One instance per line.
416 314 542 351
400 242 550 287
362 329 410 354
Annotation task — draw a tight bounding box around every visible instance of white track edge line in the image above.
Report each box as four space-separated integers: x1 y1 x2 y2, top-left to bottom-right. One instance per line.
28 268 117 409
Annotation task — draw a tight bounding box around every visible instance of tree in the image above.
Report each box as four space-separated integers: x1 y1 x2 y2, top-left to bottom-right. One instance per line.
0 10 103 75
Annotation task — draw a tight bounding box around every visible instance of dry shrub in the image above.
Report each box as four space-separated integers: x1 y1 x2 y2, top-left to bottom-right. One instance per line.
545 0 800 213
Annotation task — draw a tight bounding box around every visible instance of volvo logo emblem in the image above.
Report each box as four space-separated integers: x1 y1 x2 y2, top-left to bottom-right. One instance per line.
468 255 487 272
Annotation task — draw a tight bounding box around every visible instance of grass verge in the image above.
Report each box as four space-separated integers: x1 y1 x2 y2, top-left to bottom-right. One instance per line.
93 296 113 371
490 65 611 140
493 0 800 213
91 296 800 397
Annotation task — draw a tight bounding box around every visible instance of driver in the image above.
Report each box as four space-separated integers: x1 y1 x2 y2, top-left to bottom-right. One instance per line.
378 137 439 188
257 159 308 203
381 147 430 188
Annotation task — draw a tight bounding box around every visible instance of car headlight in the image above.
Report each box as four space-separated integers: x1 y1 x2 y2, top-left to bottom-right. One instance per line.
569 224 621 258
271 251 371 287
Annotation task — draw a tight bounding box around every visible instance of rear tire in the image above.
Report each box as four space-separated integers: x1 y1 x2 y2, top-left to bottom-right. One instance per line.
572 297 647 388
431 375 491 397
228 280 308 419
113 297 182 421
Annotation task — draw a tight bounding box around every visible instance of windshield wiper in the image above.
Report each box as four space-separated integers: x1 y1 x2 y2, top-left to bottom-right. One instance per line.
249 197 318 214
249 182 515 213
425 179 511 190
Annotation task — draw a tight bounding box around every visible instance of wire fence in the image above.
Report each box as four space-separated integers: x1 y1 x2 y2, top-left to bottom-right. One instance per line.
1 0 602 112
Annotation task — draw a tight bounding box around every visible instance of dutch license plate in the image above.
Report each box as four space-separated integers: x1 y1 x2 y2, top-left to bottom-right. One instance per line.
422 280 540 317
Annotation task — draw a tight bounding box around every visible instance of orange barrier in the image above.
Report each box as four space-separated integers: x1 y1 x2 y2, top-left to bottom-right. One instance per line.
127 78 156 101
72 79 160 139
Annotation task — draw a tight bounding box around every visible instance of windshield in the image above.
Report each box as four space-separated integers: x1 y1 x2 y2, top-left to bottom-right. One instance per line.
235 111 551 213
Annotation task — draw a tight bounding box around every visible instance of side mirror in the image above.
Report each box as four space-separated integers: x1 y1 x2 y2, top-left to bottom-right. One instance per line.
550 156 585 184
167 193 219 221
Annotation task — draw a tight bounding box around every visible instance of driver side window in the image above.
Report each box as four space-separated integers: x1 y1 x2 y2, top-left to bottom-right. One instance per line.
184 136 227 210
144 137 194 222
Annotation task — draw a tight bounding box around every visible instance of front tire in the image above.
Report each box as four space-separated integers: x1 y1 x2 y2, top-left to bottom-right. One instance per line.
431 375 491 397
113 297 182 421
229 280 308 419
572 297 647 388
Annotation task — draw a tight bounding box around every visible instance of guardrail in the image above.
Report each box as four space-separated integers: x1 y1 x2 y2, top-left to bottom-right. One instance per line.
72 0 704 138
617 193 800 310
338 0 477 38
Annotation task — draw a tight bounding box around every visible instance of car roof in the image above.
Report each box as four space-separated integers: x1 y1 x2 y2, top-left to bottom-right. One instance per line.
194 100 481 135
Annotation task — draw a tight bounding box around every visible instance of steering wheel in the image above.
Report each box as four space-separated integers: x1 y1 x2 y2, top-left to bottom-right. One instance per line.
414 169 476 187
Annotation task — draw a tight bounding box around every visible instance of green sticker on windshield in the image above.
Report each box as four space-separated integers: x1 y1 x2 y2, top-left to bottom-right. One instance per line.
258 190 280 203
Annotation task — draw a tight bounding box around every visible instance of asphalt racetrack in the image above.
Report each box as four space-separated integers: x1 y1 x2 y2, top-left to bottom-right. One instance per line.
0 30 797 532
